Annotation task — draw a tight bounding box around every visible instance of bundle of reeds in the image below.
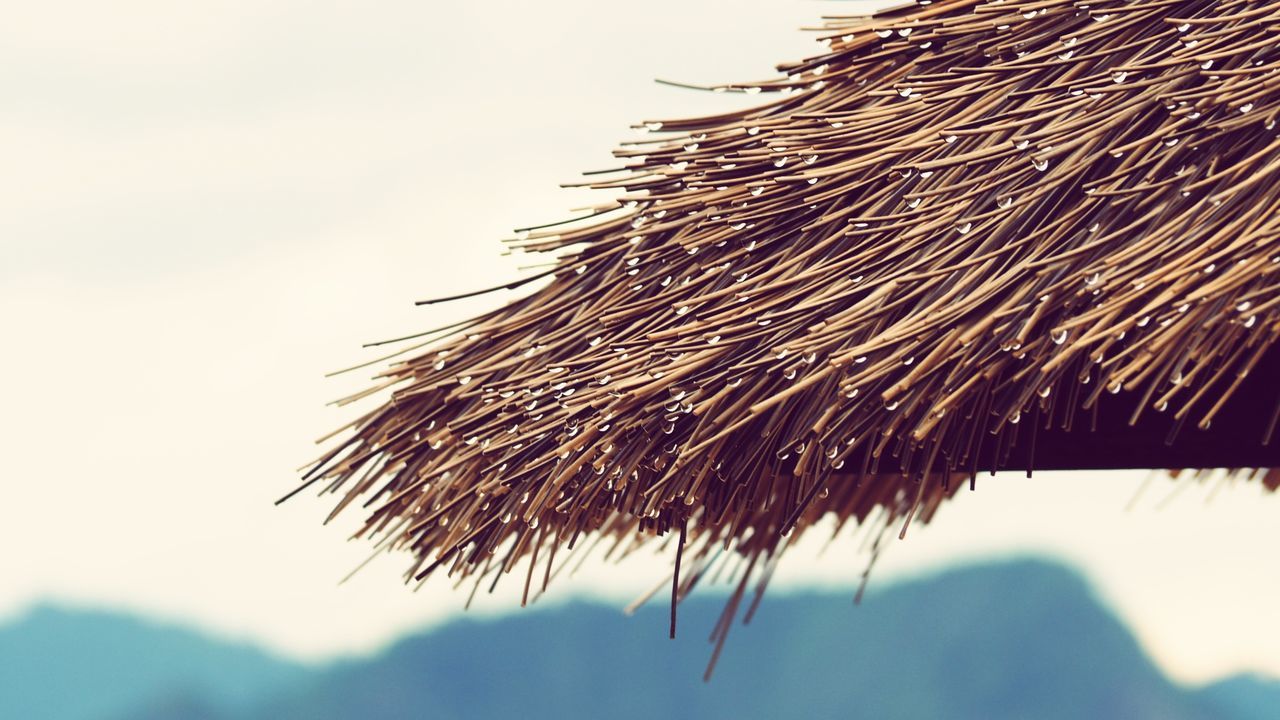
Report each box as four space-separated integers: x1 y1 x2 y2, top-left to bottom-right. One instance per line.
291 0 1280 670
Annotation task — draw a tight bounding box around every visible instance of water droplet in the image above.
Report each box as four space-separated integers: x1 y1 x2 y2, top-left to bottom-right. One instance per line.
955 221 972 234
1108 381 1122 394
1245 314 1258 328
944 134 958 144
457 375 472 385
1240 103 1254 114
1032 158 1049 172
997 196 1014 209
746 126 760 136
908 197 922 209
1052 329 1069 344
644 121 663 131
1038 386 1052 398
750 186 764 196
1177 22 1190 32
884 399 900 411
875 28 893 38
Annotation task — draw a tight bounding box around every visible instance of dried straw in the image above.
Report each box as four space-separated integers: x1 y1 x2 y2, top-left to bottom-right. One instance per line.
291 0 1280 673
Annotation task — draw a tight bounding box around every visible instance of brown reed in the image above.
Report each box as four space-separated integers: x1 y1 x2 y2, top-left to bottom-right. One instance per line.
290 0 1280 675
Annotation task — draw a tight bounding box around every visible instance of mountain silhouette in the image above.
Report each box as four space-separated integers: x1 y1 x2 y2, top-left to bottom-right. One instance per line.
0 604 306 720
4 559 1275 719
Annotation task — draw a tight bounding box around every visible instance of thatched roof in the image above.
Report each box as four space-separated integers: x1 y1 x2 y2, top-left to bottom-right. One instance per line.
293 0 1280 670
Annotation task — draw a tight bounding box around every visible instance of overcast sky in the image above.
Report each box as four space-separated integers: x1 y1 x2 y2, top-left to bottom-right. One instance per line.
3 0 1279 685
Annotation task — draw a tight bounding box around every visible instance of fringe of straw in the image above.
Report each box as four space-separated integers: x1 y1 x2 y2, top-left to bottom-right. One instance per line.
296 0 1280 671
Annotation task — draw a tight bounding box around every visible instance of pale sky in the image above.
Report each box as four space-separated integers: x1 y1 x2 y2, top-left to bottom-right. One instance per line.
2 0 1278 686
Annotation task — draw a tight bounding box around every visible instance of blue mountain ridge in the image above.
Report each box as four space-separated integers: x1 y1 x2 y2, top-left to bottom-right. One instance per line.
4 558 1275 720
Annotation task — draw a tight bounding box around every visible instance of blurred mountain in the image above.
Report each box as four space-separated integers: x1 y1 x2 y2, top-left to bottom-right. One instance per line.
1194 674 1280 720
0 604 307 720
6 559 1278 719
